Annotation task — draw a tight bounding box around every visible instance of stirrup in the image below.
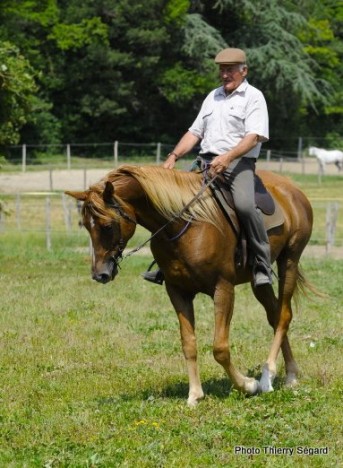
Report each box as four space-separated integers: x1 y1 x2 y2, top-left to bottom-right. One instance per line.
142 269 164 285
254 270 272 287
253 261 273 287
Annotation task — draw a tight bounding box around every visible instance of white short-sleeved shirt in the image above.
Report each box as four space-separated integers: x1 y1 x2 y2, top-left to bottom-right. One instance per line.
189 79 269 159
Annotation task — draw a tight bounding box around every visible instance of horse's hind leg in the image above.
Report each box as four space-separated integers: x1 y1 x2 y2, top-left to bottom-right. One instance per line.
252 283 299 391
166 284 204 407
257 254 300 392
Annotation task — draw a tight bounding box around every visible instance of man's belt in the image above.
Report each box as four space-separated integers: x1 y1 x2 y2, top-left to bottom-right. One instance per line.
199 152 218 160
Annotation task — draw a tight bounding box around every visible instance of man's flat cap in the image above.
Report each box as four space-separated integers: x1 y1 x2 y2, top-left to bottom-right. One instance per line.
215 48 246 64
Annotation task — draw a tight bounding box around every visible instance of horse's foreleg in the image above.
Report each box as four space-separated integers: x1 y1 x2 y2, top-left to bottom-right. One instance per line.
213 280 259 395
166 284 204 407
319 161 325 175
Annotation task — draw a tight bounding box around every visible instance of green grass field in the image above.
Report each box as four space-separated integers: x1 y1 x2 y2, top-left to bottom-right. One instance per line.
0 174 342 466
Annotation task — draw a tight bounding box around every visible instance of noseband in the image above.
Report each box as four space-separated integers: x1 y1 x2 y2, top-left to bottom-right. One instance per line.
106 199 137 268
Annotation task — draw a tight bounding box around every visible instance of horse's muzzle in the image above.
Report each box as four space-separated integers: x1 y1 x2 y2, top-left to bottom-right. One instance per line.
92 263 118 284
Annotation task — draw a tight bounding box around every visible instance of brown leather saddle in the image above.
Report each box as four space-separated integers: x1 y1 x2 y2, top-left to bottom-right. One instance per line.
208 174 284 268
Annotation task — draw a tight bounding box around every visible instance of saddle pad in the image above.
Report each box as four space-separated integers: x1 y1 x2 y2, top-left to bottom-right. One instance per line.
210 184 284 235
211 174 275 215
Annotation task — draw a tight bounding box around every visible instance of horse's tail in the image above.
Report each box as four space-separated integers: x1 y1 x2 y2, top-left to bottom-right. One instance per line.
293 265 327 311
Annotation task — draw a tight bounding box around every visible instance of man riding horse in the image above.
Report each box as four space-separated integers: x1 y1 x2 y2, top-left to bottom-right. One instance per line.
144 47 272 287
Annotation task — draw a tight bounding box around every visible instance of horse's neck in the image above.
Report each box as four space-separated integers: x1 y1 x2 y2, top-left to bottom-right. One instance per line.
115 175 164 232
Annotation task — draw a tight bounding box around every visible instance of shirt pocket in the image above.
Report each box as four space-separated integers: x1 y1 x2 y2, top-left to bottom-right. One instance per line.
202 108 214 132
225 105 246 133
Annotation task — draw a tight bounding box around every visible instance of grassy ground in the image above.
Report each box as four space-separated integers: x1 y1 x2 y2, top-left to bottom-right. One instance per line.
0 231 342 466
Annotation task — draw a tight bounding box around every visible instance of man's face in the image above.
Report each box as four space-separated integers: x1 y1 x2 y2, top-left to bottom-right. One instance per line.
219 64 247 94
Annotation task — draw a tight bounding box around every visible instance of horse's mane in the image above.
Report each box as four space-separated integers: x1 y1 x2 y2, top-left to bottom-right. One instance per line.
103 164 223 229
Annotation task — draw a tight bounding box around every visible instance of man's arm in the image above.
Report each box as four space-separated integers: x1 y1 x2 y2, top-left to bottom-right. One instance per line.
209 133 260 174
163 131 201 169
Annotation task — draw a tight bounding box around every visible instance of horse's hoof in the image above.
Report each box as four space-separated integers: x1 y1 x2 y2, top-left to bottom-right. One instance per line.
187 391 205 408
243 378 259 395
258 380 274 393
258 365 275 393
285 373 299 388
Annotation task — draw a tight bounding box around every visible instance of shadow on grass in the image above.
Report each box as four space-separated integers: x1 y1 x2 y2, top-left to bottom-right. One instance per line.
96 374 286 407
95 378 232 406
161 377 233 400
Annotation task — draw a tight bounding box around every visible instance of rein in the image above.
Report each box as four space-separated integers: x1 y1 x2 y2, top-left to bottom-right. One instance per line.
115 170 219 264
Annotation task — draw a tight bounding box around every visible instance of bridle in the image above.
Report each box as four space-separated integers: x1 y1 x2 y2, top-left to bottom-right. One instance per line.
105 199 137 269
103 171 219 268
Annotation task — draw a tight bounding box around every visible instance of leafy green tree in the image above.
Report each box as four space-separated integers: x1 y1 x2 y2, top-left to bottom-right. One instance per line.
0 0 341 150
295 0 343 147
0 0 62 145
0 41 37 145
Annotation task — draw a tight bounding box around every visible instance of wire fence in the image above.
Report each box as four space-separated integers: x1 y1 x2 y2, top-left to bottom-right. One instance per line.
1 138 342 254
2 136 342 173
0 193 341 255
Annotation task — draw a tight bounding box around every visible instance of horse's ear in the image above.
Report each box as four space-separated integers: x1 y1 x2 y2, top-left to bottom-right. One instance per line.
103 181 115 203
65 190 87 201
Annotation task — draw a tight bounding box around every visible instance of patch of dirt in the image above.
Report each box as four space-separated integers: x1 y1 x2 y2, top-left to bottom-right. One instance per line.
303 245 343 260
0 160 341 194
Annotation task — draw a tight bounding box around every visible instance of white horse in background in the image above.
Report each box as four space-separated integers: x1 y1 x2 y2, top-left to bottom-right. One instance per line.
309 146 343 174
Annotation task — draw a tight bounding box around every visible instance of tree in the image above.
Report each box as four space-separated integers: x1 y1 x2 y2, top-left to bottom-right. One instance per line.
0 0 341 149
0 41 37 146
295 0 343 147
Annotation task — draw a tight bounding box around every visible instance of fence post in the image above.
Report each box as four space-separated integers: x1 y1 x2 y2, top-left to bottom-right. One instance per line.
156 142 161 164
67 144 71 170
297 137 303 161
114 141 118 166
62 193 72 232
326 202 338 254
49 167 53 191
0 206 3 232
46 196 52 251
22 144 26 173
83 167 87 189
16 193 21 230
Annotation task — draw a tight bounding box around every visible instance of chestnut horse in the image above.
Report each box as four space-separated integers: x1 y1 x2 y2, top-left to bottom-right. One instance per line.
66 164 313 406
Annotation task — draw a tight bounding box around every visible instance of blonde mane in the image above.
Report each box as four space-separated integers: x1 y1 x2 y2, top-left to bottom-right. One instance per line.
82 187 122 225
106 165 223 229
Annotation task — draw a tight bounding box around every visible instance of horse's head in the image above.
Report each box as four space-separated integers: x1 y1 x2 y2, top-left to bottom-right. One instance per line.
66 181 137 284
308 147 316 157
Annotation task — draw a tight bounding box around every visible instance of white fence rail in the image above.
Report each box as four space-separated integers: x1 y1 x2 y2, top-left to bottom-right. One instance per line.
0 193 341 254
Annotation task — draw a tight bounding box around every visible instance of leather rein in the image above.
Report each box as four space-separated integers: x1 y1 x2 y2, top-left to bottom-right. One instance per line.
107 171 219 268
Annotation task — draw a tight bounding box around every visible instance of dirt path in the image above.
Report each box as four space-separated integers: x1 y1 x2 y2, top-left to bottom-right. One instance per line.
0 160 341 194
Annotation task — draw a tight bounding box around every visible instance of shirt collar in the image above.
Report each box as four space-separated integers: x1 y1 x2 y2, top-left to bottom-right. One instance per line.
216 79 248 97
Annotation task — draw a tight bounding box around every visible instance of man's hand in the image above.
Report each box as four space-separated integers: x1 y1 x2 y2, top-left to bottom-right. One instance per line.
209 153 232 174
163 153 177 169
